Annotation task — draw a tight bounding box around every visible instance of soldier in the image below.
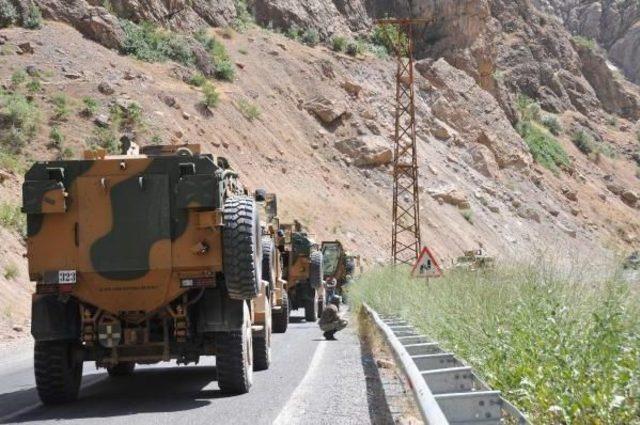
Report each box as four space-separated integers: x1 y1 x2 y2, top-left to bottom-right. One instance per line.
318 303 347 340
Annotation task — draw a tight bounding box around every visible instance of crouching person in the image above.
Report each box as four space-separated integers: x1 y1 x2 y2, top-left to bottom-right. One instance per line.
319 303 348 340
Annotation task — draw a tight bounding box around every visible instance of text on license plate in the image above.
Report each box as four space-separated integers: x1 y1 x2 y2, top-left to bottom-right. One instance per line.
58 270 76 284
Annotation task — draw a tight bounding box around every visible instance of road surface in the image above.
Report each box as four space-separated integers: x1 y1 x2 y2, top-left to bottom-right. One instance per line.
0 310 381 425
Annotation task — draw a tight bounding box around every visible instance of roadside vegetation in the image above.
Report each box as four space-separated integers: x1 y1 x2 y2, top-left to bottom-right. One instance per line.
516 95 570 172
120 20 235 82
349 264 640 424
0 202 25 235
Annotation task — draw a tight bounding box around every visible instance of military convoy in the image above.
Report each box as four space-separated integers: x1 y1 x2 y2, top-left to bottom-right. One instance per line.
321 241 360 302
22 143 358 404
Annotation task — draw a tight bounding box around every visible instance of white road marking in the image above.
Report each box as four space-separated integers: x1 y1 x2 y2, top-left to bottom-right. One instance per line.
272 340 327 425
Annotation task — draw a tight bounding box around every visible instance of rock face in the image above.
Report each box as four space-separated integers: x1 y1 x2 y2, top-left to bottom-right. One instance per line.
252 0 370 38
574 42 640 120
533 0 640 84
417 58 530 170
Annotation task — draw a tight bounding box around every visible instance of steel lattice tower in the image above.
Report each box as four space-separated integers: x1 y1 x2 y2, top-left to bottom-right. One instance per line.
378 19 423 265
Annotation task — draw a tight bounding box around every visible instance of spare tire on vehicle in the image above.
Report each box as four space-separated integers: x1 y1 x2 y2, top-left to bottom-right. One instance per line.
261 236 276 286
223 196 262 300
308 250 323 289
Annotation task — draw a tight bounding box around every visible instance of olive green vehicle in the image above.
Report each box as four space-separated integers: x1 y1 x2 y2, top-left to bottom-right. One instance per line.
253 189 289 333
277 221 324 322
23 143 272 404
454 249 495 270
321 241 359 302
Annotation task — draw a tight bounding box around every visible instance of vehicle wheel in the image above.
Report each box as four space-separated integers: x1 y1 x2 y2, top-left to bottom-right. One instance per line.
217 302 253 394
223 197 261 300
107 362 135 377
304 295 317 322
261 236 276 286
272 291 289 333
308 250 323 289
34 340 83 405
253 300 271 371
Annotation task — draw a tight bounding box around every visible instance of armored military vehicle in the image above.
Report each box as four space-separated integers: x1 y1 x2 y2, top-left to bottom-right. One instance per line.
454 249 495 270
321 240 359 302
277 221 323 322
254 189 288 333
23 143 271 404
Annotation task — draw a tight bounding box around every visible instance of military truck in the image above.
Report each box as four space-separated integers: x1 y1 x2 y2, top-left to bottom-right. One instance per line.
23 143 271 404
254 189 288 333
277 221 323 322
321 240 359 302
454 249 495 271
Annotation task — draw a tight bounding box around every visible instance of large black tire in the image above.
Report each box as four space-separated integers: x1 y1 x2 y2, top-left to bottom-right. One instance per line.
107 362 135 377
34 340 83 405
272 291 289 333
308 250 323 289
253 300 271 371
261 236 276 286
217 302 253 394
304 295 317 322
223 197 261 300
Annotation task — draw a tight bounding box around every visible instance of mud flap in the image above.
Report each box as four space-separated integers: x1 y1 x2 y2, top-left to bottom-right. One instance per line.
197 288 245 333
31 295 80 341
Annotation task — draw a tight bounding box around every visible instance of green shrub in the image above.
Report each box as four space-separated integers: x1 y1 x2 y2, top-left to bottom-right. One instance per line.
238 47 248 55
23 4 42 29
301 28 319 46
461 209 473 224
350 264 640 424
121 20 195 66
188 72 207 87
215 60 235 81
201 82 219 108
150 134 162 144
0 203 25 235
572 130 594 155
518 121 570 171
346 40 364 56
10 69 26 86
331 36 347 52
285 24 302 40
59 146 74 159
51 93 70 121
0 92 40 151
0 0 18 28
87 127 119 154
366 43 388 59
3 262 18 280
541 115 561 136
236 98 260 121
606 115 618 127
572 35 596 50
25 78 41 93
110 101 143 130
81 96 99 117
516 94 541 122
371 23 407 55
232 0 253 32
0 150 24 173
49 125 64 148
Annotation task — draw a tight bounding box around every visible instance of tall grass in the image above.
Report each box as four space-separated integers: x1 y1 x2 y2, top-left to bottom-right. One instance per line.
349 264 640 424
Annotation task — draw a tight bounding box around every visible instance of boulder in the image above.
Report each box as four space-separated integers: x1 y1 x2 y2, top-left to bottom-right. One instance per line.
305 95 347 124
98 81 115 95
428 188 470 209
466 144 499 178
621 190 639 206
334 135 392 167
517 206 541 223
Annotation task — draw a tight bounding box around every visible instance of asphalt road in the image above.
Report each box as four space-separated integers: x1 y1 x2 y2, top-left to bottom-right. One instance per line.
0 310 378 425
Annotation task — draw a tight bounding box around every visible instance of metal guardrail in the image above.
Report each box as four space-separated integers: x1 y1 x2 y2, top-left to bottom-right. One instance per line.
363 303 530 425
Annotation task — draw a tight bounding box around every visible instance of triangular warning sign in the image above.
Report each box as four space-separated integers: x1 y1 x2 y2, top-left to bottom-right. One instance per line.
411 247 443 278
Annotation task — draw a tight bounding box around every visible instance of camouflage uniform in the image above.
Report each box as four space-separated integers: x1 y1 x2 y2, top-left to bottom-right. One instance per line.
318 304 347 340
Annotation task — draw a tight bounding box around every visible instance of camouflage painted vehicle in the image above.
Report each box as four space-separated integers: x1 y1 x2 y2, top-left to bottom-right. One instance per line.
254 190 288 333
321 240 359 302
277 221 323 322
454 249 495 270
23 143 271 404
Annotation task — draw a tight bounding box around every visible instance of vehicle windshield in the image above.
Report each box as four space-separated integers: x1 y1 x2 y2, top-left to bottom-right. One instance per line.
322 243 342 276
